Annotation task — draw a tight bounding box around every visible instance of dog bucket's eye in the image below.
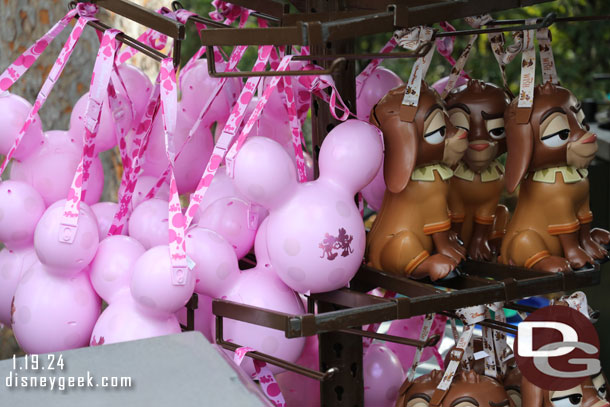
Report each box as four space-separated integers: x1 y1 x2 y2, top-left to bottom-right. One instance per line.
551 392 583 407
486 118 505 140
489 127 506 140
406 397 430 407
449 109 470 131
423 108 447 145
541 129 570 147
424 126 446 145
592 372 607 400
540 113 570 148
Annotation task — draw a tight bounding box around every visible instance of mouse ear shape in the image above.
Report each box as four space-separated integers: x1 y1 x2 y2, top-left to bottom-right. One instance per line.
233 137 297 210
318 120 384 195
504 103 533 193
371 102 418 194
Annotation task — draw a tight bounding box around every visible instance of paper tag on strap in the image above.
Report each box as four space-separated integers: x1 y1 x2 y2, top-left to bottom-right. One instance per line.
397 27 435 122
537 27 559 84
517 21 537 124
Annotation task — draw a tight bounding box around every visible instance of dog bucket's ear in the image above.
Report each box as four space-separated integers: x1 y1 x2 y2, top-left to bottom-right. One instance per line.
382 115 418 193
394 378 414 407
504 103 533 193
520 376 545 407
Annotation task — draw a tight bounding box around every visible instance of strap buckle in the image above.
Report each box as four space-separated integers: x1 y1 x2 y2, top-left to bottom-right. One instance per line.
171 264 188 286
58 221 78 244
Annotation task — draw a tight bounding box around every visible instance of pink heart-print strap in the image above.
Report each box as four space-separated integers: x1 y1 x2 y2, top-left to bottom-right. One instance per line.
362 290 396 352
234 346 286 407
182 45 274 229
116 8 169 64
144 43 249 201
60 28 121 244
280 74 307 182
157 57 190 286
436 22 458 68
225 55 294 171
266 44 307 178
108 76 161 236
174 9 225 83
355 36 398 101
297 67 354 121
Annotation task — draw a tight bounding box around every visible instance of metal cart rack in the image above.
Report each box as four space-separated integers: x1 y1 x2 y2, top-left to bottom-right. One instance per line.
76 1 603 406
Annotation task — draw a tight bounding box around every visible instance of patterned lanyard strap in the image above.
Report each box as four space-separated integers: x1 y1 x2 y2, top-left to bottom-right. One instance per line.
516 20 537 124
355 36 398 101
182 45 275 229
552 291 591 319
108 74 162 236
487 302 509 377
396 26 436 122
116 7 169 64
234 347 286 407
178 6 249 81
440 15 494 99
406 313 436 382
60 27 122 243
296 66 353 121
429 305 486 407
480 16 526 92
185 50 294 231
536 26 559 84
266 45 308 182
158 57 191 285
144 34 250 201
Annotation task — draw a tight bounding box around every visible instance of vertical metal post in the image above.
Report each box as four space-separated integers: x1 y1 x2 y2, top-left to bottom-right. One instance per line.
307 1 357 180
306 2 362 406
317 301 364 407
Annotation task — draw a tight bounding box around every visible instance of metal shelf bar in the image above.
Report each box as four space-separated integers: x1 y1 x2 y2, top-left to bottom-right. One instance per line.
212 262 600 339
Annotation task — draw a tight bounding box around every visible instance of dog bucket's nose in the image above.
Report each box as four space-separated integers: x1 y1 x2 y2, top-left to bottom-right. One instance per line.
580 134 597 144
469 143 489 151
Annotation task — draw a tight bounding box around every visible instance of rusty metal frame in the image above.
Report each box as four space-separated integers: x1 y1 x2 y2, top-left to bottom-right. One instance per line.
214 312 338 381
439 311 519 335
179 294 199 332
212 262 599 339
433 12 556 38
210 261 598 383
77 0 185 39
69 1 172 63
292 41 432 61
337 328 441 347
204 46 347 78
196 0 556 47
74 0 185 66
490 14 610 25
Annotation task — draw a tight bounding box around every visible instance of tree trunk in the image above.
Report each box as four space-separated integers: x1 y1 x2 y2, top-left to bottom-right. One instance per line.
0 0 100 130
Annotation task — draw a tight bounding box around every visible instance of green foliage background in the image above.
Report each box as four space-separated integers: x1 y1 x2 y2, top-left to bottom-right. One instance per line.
179 0 610 102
